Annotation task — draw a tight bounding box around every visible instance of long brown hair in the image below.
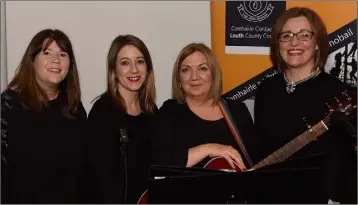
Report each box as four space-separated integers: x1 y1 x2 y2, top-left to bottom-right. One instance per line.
105 34 156 113
172 43 222 105
8 29 81 118
270 7 329 72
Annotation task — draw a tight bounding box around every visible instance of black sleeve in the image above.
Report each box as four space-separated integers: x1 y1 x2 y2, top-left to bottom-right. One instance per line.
1 90 19 203
0 90 36 204
150 100 188 167
1 91 13 165
0 90 23 165
82 96 123 203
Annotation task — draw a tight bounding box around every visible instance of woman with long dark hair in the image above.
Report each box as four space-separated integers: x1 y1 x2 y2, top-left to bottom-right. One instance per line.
1 28 87 203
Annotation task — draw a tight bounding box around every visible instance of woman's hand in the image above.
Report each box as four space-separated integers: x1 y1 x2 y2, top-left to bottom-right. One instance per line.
187 143 246 170
205 143 246 170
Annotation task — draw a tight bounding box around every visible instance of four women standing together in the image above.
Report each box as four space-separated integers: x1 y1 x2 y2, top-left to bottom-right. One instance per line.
1 7 356 204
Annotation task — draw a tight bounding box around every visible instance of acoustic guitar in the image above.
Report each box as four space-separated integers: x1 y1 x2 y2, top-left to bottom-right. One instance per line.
137 91 357 203
204 91 357 172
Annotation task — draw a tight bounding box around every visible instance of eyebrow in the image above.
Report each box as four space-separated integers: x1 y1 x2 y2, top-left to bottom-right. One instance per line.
118 56 144 61
43 48 67 53
181 63 208 67
280 29 312 33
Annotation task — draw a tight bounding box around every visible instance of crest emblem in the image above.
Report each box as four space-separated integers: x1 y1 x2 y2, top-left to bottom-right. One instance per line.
237 1 274 22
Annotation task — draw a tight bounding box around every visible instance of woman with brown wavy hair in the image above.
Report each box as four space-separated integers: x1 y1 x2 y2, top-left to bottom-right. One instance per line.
85 34 157 204
254 7 356 203
1 29 87 203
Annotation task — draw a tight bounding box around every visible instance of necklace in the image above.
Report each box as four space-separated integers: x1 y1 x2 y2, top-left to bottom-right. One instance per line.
284 69 321 93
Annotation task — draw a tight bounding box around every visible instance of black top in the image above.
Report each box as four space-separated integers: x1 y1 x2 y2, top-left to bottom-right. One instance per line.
1 89 87 204
84 93 158 204
152 99 259 168
254 71 357 203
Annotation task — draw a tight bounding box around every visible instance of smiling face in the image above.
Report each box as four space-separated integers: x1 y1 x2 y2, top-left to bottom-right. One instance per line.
116 45 147 94
279 16 318 71
34 40 70 89
179 51 212 100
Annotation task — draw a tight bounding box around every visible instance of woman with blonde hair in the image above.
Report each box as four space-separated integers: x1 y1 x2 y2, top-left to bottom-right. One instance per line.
152 43 258 171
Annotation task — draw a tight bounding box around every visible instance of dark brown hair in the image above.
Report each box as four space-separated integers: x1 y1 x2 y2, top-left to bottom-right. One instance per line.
270 7 329 72
8 29 81 118
105 34 156 113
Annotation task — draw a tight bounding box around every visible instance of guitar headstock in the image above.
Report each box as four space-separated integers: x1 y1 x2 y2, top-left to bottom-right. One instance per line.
323 90 357 126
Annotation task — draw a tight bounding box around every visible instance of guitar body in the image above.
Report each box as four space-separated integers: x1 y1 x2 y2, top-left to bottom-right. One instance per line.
204 157 243 172
137 190 148 204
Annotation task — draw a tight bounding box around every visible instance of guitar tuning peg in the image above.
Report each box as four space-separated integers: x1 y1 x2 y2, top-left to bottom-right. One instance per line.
326 102 331 109
334 97 340 103
302 117 312 129
342 91 351 100
342 91 348 97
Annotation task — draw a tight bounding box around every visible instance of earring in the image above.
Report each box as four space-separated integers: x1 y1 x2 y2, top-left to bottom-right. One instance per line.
179 82 182 88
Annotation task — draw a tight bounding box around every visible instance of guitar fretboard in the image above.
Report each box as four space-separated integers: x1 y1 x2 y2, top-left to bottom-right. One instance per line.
251 121 328 170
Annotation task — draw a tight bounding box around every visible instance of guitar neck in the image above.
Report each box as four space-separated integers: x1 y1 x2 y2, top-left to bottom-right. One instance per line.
251 121 328 170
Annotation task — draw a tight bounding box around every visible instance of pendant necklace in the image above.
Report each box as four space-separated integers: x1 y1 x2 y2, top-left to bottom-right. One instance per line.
284 69 321 93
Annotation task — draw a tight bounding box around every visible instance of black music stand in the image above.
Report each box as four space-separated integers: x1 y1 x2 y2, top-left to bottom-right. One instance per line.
148 153 327 204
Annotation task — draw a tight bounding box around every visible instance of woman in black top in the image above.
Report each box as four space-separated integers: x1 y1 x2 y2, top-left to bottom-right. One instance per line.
1 29 87 203
152 43 258 170
254 7 357 203
85 34 157 204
